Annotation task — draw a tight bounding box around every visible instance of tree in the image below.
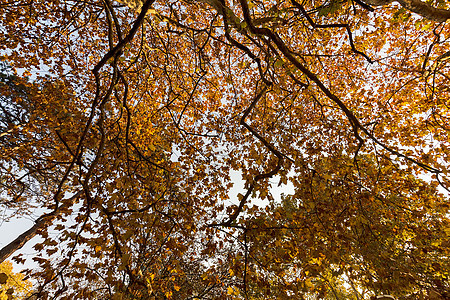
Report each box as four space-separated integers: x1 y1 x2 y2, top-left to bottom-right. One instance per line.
0 261 32 299
0 0 449 299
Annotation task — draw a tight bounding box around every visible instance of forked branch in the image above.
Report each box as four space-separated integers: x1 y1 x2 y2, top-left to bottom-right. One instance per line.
211 86 284 227
292 0 373 63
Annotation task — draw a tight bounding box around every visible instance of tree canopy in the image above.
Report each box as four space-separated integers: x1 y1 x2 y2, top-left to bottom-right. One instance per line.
0 0 449 298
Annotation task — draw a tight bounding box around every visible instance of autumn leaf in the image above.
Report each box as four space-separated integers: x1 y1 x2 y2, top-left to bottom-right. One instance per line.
0 0 449 299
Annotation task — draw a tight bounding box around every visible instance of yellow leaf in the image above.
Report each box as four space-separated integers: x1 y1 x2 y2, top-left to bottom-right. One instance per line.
227 286 234 295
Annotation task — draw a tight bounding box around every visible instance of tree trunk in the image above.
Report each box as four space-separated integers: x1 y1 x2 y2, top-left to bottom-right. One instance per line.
0 191 81 263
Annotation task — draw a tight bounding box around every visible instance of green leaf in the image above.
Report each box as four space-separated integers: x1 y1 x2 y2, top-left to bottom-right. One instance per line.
274 59 284 68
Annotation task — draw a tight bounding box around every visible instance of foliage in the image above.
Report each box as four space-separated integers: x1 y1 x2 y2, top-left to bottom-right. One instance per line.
0 0 449 299
0 261 32 299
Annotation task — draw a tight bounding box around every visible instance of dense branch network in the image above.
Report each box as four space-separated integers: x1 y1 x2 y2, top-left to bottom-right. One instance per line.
0 0 449 298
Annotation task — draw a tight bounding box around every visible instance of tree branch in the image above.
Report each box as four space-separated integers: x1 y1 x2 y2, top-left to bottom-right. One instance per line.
364 0 450 22
0 191 82 263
